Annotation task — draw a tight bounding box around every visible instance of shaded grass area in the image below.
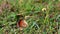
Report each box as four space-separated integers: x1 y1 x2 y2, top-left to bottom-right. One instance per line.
0 0 60 34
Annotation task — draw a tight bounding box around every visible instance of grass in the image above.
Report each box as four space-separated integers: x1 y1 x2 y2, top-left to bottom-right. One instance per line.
0 0 60 34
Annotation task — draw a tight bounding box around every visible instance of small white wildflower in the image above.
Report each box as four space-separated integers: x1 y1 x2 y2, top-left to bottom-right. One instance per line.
42 8 47 11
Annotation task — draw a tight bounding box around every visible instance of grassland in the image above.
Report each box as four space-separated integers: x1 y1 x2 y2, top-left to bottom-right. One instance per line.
0 0 60 34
